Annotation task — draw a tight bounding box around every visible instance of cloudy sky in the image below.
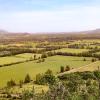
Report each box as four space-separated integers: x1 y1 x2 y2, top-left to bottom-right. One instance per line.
0 0 100 32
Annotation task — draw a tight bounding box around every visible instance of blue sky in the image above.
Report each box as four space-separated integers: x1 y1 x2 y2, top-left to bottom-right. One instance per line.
0 0 100 32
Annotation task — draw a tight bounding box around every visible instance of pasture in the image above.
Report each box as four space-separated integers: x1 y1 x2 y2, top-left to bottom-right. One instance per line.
55 48 89 53
0 53 41 66
0 55 93 88
58 61 100 76
15 53 41 59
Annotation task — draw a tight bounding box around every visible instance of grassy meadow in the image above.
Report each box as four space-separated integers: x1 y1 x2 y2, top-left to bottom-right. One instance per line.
55 48 89 53
0 53 41 66
0 55 93 88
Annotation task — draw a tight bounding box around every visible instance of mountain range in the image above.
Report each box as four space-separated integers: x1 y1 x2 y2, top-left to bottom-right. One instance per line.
0 28 100 35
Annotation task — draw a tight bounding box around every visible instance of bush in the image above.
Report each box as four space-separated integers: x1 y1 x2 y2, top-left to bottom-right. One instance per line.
83 58 86 61
80 71 96 80
7 79 16 87
24 74 31 83
60 66 64 73
91 58 96 62
35 74 45 85
65 65 70 71
44 69 56 85
41 53 47 58
41 58 45 62
22 90 34 100
19 80 23 88
94 71 100 79
35 69 56 85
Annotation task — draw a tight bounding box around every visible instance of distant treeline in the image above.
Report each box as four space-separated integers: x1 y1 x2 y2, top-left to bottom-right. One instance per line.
1 33 100 43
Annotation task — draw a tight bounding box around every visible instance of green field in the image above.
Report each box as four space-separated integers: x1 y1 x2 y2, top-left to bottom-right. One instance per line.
0 53 41 66
0 56 26 65
58 61 100 76
0 55 93 88
55 48 89 53
15 53 41 59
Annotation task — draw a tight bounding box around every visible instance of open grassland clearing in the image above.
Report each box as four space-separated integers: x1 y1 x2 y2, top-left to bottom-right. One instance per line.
58 61 100 76
55 48 89 53
0 56 26 65
0 55 93 88
15 53 41 59
0 53 41 66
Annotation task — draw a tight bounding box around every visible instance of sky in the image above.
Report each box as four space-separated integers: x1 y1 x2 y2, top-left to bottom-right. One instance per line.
0 0 100 33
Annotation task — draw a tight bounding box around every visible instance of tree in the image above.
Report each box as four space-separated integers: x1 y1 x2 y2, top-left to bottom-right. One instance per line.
44 69 56 85
24 74 31 83
65 65 70 71
83 58 86 61
22 90 34 100
60 66 64 73
41 53 47 58
94 71 100 79
35 69 56 85
34 54 36 60
91 58 96 62
35 73 45 85
7 79 16 88
19 80 23 88
41 58 45 62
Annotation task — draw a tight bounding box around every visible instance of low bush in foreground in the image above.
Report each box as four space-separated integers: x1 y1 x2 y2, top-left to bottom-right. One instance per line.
35 69 56 85
4 71 100 100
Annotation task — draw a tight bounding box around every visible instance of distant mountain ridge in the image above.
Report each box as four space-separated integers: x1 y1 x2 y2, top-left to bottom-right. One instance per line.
0 28 100 34
81 29 100 34
0 29 8 34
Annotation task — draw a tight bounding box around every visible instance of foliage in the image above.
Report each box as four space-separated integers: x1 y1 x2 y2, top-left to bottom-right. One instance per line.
60 66 64 73
7 79 16 88
35 69 56 85
41 53 47 58
24 74 31 83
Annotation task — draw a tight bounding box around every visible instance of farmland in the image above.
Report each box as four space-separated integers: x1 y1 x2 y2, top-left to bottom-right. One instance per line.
55 48 89 53
0 55 93 88
0 53 41 66
0 33 100 99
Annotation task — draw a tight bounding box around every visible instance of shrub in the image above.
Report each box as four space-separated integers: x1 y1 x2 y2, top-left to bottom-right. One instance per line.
24 74 31 83
44 69 56 85
94 71 100 79
80 72 96 80
91 58 96 62
35 74 45 85
83 58 86 61
7 79 16 87
60 66 64 73
34 54 36 60
35 69 56 85
41 58 45 62
19 80 23 88
22 90 34 100
41 53 47 58
65 65 70 71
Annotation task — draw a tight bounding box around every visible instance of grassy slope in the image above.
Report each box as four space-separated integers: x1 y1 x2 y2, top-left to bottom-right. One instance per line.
0 53 41 66
0 56 92 88
55 48 89 53
58 61 100 76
